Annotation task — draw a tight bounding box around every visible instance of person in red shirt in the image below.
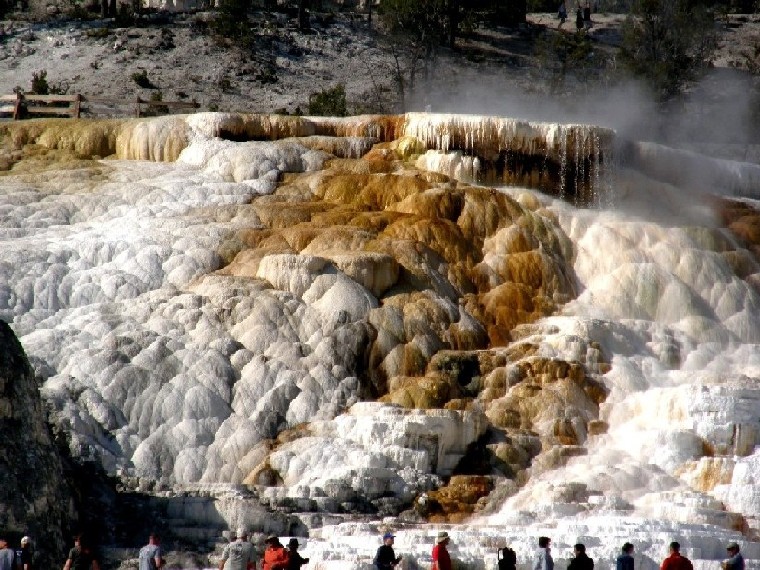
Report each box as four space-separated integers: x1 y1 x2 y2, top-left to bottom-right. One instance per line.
263 536 289 570
661 542 693 570
432 531 452 570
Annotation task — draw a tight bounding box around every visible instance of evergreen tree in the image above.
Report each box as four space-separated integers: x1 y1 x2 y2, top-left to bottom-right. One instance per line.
620 0 717 99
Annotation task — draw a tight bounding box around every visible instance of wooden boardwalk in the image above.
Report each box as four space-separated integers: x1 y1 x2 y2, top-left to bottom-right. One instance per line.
0 93 200 120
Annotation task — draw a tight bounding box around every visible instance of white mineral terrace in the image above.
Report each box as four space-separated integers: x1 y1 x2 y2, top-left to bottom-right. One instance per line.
2 113 760 568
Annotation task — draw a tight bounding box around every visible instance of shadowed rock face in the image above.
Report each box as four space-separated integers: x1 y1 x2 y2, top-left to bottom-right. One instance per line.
0 320 74 568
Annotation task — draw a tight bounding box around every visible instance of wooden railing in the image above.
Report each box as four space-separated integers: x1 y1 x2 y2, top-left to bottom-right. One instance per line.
0 93 200 120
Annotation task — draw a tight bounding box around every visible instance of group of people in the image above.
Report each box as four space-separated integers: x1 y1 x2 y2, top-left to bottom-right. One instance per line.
557 1 592 30
218 529 309 570
2 529 749 570
375 533 748 570
535 536 746 570
50 530 309 570
374 530 453 570
0 536 32 570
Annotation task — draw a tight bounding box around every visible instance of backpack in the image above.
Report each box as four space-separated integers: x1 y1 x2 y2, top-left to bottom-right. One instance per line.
498 547 517 570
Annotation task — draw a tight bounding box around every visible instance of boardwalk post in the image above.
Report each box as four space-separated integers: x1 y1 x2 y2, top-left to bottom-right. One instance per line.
13 92 22 120
74 94 82 119
135 97 141 118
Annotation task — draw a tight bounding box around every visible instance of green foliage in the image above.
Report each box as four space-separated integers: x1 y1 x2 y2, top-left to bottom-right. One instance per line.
30 70 69 95
212 0 253 44
218 77 232 92
536 30 601 92
719 0 759 12
256 66 278 84
115 2 135 26
378 0 448 49
620 0 718 100
31 70 50 95
147 91 169 115
308 84 348 117
131 69 155 89
86 27 111 39
66 1 100 20
527 0 557 12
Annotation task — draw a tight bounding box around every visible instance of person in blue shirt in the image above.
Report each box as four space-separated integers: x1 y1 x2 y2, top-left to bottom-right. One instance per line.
722 543 744 570
139 534 163 570
617 543 634 570
0 537 15 570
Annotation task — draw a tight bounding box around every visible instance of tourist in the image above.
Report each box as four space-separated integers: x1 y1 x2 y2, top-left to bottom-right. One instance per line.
432 531 452 570
661 542 693 570
534 537 554 570
558 1 567 27
286 538 309 570
139 533 163 570
62 534 101 570
575 6 584 31
18 536 33 570
0 537 14 570
219 529 255 570
263 536 289 570
583 2 592 29
498 545 517 570
721 543 745 570
374 532 402 570
617 543 635 570
568 543 593 570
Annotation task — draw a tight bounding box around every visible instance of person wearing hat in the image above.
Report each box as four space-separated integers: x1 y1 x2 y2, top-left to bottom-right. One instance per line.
263 536 289 570
18 537 33 570
432 531 452 570
286 538 309 570
373 532 401 570
219 528 256 570
721 543 744 570
660 542 692 570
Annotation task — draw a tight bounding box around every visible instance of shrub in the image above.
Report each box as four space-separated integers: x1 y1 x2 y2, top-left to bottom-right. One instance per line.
307 84 348 117
86 27 111 39
30 70 69 95
212 0 254 44
131 69 155 89
620 0 717 100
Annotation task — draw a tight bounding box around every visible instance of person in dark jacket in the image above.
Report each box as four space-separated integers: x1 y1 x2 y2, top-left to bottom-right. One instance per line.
63 535 101 570
617 543 635 570
374 533 401 570
286 539 309 570
568 544 594 570
18 537 33 570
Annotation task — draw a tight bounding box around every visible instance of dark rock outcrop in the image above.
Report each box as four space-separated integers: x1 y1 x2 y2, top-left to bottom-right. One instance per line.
0 319 75 568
